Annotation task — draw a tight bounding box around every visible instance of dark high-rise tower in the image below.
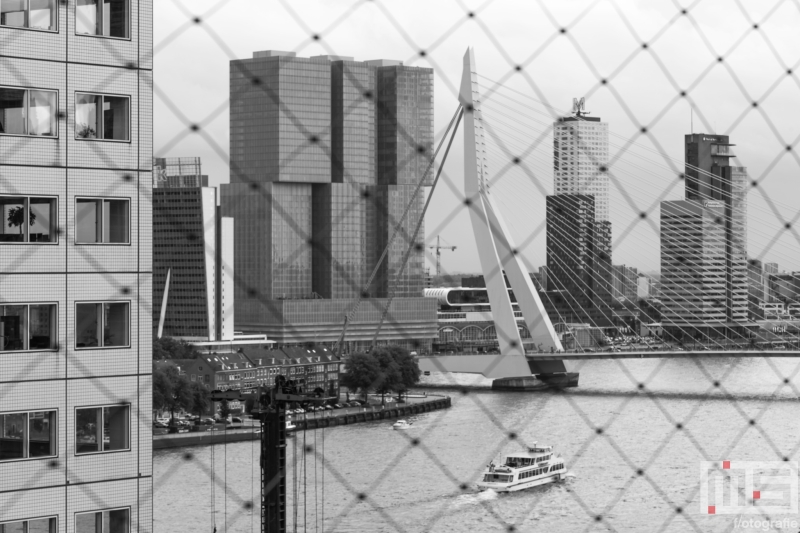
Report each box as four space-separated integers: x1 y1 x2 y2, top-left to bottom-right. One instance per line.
660 134 748 339
545 195 613 326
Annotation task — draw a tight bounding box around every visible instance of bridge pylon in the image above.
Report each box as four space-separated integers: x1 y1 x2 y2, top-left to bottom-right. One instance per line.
454 48 572 383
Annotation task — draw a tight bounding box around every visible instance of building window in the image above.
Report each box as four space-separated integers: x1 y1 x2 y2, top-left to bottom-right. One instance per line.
75 198 129 244
0 303 56 352
75 0 128 39
0 516 57 532
0 410 56 461
75 405 129 454
75 508 129 533
0 196 57 243
0 87 57 136
74 302 129 349
75 93 129 141
0 0 57 31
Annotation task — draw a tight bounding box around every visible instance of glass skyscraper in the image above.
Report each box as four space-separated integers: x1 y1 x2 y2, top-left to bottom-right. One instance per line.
660 133 749 339
547 108 613 322
222 51 437 349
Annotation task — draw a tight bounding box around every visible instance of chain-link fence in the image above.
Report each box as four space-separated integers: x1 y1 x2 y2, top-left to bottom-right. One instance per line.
3 0 800 531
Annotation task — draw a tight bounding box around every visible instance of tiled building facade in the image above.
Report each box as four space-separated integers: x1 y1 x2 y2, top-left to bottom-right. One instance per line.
0 1 152 531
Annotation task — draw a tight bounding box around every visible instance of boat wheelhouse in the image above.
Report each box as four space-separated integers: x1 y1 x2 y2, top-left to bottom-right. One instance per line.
476 443 567 492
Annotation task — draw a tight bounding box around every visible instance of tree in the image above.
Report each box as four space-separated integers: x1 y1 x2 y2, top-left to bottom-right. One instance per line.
7 206 35 235
393 347 421 400
153 337 200 360
371 347 402 405
152 362 192 430
188 381 209 418
152 364 173 414
375 346 420 402
340 352 382 402
219 400 231 420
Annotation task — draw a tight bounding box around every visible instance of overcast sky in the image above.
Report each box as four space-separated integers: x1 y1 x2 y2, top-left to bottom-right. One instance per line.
154 0 800 277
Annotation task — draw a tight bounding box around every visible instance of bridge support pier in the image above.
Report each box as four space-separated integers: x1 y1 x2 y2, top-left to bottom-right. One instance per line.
491 373 580 391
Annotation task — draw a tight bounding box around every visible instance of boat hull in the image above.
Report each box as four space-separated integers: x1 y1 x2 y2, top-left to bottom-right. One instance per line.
476 471 565 493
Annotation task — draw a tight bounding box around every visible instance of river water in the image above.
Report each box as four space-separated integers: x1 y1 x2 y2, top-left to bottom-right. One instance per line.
154 357 800 532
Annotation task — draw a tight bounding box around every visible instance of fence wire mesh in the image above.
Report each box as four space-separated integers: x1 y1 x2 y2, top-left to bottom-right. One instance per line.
2 0 800 532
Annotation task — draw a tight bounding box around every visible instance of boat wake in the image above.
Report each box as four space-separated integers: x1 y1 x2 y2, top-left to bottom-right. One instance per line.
451 488 499 508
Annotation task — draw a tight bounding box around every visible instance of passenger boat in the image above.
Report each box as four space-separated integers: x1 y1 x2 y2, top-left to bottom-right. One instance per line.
476 443 566 492
392 420 412 430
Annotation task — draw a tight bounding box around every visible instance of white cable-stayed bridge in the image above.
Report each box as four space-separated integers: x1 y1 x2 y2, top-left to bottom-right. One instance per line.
414 48 800 388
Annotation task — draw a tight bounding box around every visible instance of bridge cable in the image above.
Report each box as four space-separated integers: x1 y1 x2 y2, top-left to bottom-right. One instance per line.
492 179 748 348
477 89 795 347
476 114 741 342
477 75 795 214
303 421 308 533
333 104 462 353
211 428 216 533
370 106 465 347
476 100 768 326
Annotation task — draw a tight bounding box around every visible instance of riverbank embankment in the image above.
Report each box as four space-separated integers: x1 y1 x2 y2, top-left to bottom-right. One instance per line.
153 395 451 450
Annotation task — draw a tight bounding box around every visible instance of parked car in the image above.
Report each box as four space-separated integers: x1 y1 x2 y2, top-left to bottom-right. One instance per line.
231 417 243 423
153 421 168 428
199 418 215 425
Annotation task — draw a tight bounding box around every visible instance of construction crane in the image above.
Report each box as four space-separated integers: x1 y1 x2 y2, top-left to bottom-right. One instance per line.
209 377 334 533
428 235 457 277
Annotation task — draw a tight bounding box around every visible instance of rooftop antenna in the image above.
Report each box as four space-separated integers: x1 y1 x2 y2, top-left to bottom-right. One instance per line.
572 97 590 117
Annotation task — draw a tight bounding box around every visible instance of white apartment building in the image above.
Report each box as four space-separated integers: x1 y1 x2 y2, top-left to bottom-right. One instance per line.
553 114 610 222
1 1 153 531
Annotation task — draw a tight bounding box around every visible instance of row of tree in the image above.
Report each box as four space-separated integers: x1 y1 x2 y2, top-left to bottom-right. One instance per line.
340 346 421 403
152 362 223 423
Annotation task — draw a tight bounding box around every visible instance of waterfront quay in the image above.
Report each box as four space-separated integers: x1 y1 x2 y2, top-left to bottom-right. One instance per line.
153 395 451 450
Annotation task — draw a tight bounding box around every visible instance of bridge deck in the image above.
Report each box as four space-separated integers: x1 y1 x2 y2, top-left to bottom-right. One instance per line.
529 350 800 361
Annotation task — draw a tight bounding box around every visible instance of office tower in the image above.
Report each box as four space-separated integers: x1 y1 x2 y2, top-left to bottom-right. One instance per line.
0 1 152 530
221 51 436 350
551 104 613 312
152 169 234 341
637 275 660 299
539 266 548 291
370 61 434 298
764 262 779 302
545 195 613 326
660 134 748 339
769 273 800 303
747 259 765 319
612 265 639 301
553 105 610 222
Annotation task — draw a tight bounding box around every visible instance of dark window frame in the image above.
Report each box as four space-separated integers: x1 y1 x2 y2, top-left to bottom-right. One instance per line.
0 0 59 33
74 506 131 533
73 300 131 350
73 404 131 456
73 91 131 142
0 409 58 463
0 85 59 138
0 301 58 353
74 0 130 40
0 194 59 245
74 196 131 245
